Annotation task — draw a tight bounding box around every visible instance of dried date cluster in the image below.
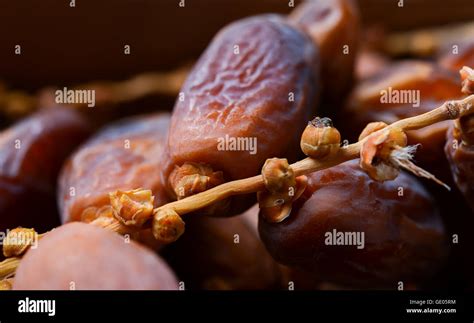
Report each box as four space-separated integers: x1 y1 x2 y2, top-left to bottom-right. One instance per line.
0 0 473 291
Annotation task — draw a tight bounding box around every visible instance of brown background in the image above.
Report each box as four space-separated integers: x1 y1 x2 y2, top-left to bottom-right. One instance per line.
0 0 473 89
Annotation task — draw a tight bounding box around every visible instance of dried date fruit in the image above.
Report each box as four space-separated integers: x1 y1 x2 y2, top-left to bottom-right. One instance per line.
289 0 360 106
58 113 171 248
0 108 90 234
0 108 90 189
13 222 178 290
259 160 447 287
162 204 284 290
163 15 319 215
59 113 170 224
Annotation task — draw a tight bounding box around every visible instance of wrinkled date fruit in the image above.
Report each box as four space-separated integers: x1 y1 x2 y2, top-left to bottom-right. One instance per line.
58 113 171 248
164 15 319 215
162 204 284 290
13 222 178 290
341 61 462 177
59 113 170 223
289 0 360 106
0 108 90 233
259 160 447 287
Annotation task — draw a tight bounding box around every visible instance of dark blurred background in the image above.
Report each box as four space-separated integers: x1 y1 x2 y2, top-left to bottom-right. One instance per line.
0 0 473 89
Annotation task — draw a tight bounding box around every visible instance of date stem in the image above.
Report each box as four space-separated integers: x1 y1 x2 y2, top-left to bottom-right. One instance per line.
160 94 474 216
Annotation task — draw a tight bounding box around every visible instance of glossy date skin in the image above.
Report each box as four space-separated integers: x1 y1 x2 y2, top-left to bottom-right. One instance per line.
0 108 90 189
13 222 178 290
289 0 360 106
58 113 170 225
162 204 284 290
259 160 447 287
164 15 319 196
0 108 90 233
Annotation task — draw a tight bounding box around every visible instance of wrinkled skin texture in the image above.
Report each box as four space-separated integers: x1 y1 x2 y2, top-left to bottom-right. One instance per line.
0 108 90 233
445 125 474 210
259 160 447 287
341 61 463 178
13 223 178 290
59 113 170 224
289 0 360 106
165 15 319 184
162 205 284 290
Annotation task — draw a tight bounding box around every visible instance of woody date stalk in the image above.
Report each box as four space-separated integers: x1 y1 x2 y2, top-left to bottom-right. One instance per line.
153 93 473 216
0 91 473 280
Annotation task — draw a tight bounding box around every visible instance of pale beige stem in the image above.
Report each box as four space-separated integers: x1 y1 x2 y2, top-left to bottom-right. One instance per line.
158 95 474 216
89 216 138 235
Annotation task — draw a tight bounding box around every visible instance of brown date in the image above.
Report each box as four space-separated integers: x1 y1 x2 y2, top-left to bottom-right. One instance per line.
0 108 90 189
0 108 90 233
259 160 447 287
164 15 319 214
13 222 178 290
162 204 284 290
58 113 171 248
289 0 360 106
58 113 170 224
